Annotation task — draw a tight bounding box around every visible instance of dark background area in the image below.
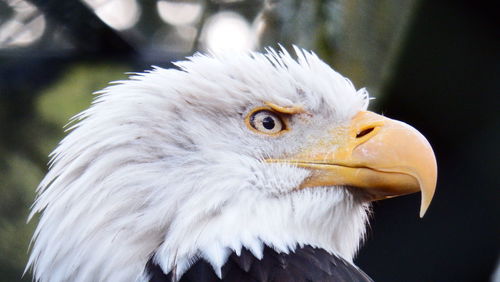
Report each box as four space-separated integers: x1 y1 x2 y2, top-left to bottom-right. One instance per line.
0 0 498 281
356 0 499 281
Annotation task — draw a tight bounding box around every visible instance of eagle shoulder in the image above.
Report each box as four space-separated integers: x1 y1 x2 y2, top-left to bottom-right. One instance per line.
147 245 373 282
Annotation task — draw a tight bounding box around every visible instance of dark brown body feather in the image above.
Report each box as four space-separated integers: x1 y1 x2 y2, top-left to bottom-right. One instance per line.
147 245 373 282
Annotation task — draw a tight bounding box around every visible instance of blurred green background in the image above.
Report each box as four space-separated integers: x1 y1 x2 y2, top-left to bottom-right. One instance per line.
0 0 498 281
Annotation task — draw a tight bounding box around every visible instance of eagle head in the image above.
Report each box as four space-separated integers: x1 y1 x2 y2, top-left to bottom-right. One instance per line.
27 47 437 281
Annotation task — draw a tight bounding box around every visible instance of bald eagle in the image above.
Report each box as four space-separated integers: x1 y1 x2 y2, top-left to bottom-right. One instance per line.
27 48 437 282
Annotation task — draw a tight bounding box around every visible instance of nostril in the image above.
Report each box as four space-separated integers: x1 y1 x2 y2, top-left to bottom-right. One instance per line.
356 127 375 138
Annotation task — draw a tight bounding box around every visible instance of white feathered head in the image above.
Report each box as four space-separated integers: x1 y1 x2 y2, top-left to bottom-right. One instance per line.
27 47 436 282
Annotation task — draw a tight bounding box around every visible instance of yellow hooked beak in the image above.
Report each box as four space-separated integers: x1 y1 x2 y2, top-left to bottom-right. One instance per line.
268 111 437 217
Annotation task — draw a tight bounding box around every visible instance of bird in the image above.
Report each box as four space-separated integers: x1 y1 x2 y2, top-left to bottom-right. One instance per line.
26 47 437 282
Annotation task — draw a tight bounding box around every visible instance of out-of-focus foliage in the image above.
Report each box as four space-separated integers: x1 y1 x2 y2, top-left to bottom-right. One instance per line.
37 64 129 128
0 155 40 282
0 61 128 281
259 0 418 96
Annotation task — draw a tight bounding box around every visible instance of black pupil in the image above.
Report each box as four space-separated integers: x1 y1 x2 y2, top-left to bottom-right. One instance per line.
262 116 275 130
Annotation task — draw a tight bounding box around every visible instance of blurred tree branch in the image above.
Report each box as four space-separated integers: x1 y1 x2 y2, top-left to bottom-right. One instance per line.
27 0 136 56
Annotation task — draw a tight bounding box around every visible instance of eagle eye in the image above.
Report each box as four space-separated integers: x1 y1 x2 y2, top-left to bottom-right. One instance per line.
246 110 287 135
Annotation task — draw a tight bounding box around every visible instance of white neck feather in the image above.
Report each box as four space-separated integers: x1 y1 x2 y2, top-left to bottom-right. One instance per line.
153 187 370 280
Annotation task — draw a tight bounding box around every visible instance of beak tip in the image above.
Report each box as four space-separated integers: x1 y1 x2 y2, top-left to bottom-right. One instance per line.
419 208 426 218
419 188 435 218
419 200 430 217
